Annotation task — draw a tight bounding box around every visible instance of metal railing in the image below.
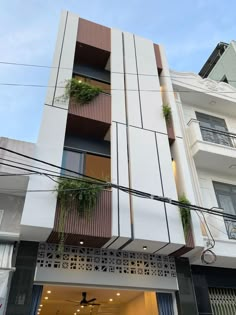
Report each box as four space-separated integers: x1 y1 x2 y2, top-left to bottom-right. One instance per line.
225 220 236 240
188 119 236 148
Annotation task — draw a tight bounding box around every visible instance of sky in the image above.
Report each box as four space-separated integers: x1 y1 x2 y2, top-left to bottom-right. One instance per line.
0 0 236 143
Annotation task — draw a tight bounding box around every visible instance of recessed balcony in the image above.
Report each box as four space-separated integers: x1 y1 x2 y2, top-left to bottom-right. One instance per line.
187 119 236 174
47 190 112 248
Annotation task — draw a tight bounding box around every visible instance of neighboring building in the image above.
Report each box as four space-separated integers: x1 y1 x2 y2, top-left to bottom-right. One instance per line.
171 70 236 314
199 41 236 87
1 10 236 315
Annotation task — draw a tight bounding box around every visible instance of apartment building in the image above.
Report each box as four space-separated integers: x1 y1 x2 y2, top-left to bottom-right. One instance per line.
170 70 236 314
1 10 236 315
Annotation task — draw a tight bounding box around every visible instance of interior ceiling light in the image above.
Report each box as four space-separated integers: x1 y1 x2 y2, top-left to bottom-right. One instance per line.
81 306 84 308
47 290 51 294
143 246 147 250
38 309 41 311
109 298 113 302
40 305 43 307
116 293 120 296
77 309 80 312
45 297 48 300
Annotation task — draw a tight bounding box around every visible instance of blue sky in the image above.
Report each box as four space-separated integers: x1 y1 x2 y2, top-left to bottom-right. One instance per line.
0 0 236 142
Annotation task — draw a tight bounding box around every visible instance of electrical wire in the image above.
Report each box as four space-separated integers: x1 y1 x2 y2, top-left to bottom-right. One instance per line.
1 82 236 96
1 149 236 222
0 60 236 83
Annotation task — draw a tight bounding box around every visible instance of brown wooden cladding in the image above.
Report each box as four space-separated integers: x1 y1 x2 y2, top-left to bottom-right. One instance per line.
69 93 111 124
171 226 195 257
77 18 111 52
167 119 176 144
154 44 163 74
47 190 112 248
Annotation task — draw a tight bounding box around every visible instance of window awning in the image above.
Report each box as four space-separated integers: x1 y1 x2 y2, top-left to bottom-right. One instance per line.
0 244 14 270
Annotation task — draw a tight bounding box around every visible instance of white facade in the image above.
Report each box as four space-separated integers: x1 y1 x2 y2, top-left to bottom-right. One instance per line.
171 70 236 267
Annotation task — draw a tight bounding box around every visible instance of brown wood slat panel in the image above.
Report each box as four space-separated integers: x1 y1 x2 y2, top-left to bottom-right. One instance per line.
69 93 111 124
167 119 176 144
77 18 111 52
170 227 195 257
154 44 163 74
49 190 111 245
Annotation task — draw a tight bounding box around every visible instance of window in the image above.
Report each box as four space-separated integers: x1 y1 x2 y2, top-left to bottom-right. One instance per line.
61 150 84 177
214 181 236 239
196 112 232 147
62 149 110 181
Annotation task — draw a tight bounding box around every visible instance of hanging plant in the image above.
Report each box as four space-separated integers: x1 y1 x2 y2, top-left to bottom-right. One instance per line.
179 194 191 237
64 78 102 104
56 178 102 251
162 103 172 124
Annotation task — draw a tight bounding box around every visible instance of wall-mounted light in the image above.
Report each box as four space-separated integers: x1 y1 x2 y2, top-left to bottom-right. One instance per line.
143 246 147 250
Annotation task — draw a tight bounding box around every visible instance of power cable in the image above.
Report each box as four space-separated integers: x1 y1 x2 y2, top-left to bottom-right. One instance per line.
0 60 236 83
1 160 236 224
1 148 236 222
1 82 236 96
0 146 106 183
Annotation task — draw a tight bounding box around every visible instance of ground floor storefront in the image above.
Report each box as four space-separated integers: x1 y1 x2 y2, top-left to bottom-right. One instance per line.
6 242 236 315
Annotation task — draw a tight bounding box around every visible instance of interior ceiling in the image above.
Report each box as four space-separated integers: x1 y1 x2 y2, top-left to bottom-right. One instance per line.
39 285 143 315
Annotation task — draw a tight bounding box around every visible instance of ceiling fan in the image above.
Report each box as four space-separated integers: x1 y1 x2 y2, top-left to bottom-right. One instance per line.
66 292 101 307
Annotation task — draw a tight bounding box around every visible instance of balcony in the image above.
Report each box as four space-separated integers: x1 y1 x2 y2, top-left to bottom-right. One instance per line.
187 119 236 174
69 92 111 124
47 190 112 248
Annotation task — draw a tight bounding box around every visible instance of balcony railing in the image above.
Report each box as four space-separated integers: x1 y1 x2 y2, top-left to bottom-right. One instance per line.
188 119 236 148
225 220 236 240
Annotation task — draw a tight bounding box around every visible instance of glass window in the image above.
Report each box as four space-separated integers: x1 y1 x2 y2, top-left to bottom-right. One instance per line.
61 150 84 177
196 112 232 147
214 181 236 239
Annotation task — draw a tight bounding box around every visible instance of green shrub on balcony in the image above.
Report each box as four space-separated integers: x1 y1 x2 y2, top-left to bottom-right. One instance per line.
56 178 102 250
179 194 191 237
65 78 102 104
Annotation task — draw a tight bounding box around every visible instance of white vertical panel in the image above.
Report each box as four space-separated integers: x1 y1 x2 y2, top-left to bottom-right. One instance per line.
134 36 158 75
54 12 79 108
123 32 137 73
111 122 119 237
123 32 141 127
21 12 78 241
159 45 182 138
134 36 166 133
111 29 126 124
128 127 168 242
117 124 131 238
171 138 204 248
111 29 124 73
45 11 67 106
155 133 185 245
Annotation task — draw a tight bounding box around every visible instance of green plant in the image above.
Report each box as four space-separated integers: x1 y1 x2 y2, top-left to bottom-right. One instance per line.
64 78 102 104
179 194 191 237
56 178 102 251
162 104 172 123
